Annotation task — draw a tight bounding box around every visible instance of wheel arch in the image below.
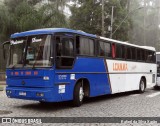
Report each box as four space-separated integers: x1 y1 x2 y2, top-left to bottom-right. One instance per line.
141 76 146 88
74 78 90 97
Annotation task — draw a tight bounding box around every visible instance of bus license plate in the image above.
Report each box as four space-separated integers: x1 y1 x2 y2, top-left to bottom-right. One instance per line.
19 92 26 96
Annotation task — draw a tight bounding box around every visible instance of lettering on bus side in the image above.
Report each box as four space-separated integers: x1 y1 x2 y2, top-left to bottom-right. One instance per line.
113 63 128 71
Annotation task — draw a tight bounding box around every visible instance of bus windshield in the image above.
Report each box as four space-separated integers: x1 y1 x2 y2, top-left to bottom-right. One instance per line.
8 35 53 68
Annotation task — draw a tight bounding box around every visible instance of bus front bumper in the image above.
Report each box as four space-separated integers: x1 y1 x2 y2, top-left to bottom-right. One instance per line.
6 86 62 102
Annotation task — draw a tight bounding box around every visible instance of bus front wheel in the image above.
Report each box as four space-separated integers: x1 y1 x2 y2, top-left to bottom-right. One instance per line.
73 82 84 107
139 78 146 93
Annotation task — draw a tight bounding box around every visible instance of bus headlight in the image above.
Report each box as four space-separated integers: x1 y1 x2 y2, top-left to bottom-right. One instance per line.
6 90 11 94
36 93 44 97
43 76 49 80
5 75 7 79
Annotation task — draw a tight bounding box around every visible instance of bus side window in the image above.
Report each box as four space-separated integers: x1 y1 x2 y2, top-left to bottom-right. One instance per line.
98 41 111 57
137 49 141 61
104 42 111 57
146 51 156 63
115 44 125 59
142 50 146 61
56 37 61 56
126 46 132 60
146 51 151 62
56 36 75 69
76 36 80 54
131 48 136 60
112 43 116 58
153 52 156 63
99 42 104 56
77 37 94 56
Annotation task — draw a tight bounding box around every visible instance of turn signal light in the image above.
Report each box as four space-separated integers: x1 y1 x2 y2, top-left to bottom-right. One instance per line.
43 76 49 80
6 90 12 94
36 93 44 97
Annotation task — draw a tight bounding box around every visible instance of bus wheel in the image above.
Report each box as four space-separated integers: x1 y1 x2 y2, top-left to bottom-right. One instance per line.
73 82 84 107
39 101 47 105
139 78 146 93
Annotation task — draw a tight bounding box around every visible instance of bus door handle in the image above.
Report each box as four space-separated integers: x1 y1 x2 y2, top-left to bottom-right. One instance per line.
150 70 152 73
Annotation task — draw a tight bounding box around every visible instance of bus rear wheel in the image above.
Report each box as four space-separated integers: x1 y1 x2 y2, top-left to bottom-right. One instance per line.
139 78 146 93
73 82 84 107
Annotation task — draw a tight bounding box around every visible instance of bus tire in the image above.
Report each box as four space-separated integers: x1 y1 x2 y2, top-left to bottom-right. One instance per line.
39 101 47 105
139 78 146 93
154 85 160 90
73 82 84 107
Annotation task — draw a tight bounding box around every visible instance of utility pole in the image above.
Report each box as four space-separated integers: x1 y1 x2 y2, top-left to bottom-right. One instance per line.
127 0 130 40
112 6 144 38
143 0 146 46
110 6 114 38
102 0 105 37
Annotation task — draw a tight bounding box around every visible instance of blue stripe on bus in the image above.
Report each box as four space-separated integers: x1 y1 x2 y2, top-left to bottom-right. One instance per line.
6 57 112 102
104 60 112 93
11 28 97 38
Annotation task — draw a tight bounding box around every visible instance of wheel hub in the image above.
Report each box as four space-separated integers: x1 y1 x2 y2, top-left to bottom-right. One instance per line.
79 87 84 102
141 81 145 91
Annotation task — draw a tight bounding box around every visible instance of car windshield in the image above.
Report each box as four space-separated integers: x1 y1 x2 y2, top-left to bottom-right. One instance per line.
8 35 53 68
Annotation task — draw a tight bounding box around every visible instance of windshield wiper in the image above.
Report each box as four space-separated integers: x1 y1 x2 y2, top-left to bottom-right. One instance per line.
10 64 16 69
32 62 36 69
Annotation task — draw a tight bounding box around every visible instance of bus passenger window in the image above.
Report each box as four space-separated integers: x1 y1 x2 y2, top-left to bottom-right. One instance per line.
56 37 61 56
146 51 151 62
56 36 74 69
77 37 94 56
131 48 136 60
112 43 116 58
137 49 142 61
126 47 132 60
99 41 111 57
99 42 105 56
142 50 146 61
146 51 156 63
61 38 74 56
116 44 125 59
137 49 145 62
76 36 80 54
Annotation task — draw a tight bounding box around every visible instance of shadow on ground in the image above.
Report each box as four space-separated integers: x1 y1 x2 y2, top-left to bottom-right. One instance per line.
15 90 144 112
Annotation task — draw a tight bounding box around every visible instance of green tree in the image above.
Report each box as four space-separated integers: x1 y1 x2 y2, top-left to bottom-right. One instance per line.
70 0 102 35
69 0 131 41
0 0 68 42
0 0 69 71
48 0 72 11
108 0 131 40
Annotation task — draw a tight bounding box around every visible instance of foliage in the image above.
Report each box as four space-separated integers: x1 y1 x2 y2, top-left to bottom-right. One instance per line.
0 0 68 42
69 0 102 35
0 0 132 42
129 0 160 50
0 0 69 71
69 0 131 41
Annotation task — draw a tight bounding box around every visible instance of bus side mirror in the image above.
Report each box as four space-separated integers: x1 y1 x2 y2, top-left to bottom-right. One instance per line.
2 41 10 60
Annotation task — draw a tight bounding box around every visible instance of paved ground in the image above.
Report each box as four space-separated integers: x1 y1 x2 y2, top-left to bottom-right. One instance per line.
1 84 160 126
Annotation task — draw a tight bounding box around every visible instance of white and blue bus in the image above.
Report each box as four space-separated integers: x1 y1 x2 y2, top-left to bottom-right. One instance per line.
3 28 157 106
